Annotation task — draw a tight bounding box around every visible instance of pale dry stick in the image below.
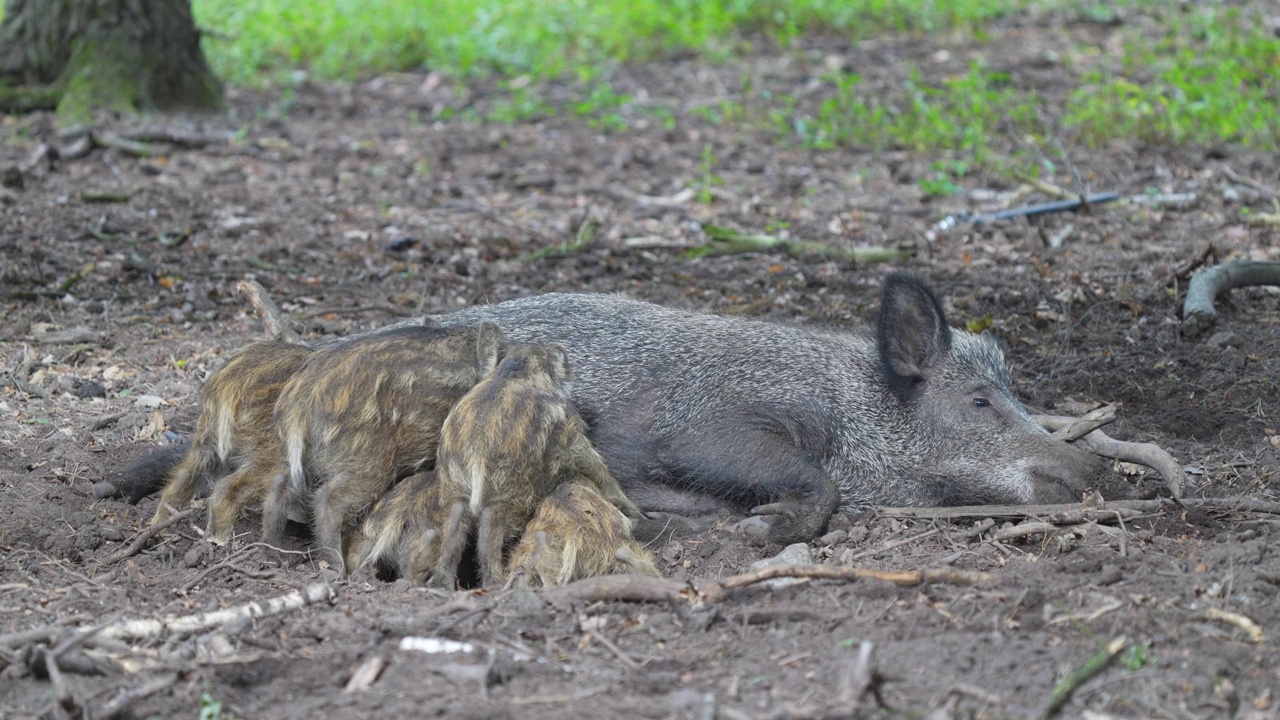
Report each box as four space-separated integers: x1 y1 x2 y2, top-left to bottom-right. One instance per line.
993 522 1059 542
85 582 335 641
1032 415 1186 498
236 279 301 344
508 687 608 706
1198 607 1264 643
1050 405 1117 441
101 508 199 565
1013 171 1078 201
845 526 941 563
343 655 388 692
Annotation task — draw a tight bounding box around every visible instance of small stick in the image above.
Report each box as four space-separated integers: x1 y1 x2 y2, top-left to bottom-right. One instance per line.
1222 166 1278 197
589 630 643 671
1013 172 1078 201
236 279 301 344
1181 259 1280 338
344 655 388 692
94 673 180 720
87 582 335 641
993 522 1058 541
1050 405 1117 441
1033 415 1185 497
100 508 199 565
845 527 940 563
1199 607 1263 643
1039 636 1126 719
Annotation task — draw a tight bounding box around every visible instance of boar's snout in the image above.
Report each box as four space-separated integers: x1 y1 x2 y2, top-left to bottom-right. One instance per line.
1030 440 1109 504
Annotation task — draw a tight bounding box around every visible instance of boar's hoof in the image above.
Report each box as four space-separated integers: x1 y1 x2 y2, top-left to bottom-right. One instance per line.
733 516 772 540
750 501 829 545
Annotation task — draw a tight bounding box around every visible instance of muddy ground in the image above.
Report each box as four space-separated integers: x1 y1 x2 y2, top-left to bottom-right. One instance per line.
3 11 1280 720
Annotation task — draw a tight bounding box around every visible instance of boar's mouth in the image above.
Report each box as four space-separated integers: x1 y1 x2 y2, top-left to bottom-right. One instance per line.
919 475 1030 507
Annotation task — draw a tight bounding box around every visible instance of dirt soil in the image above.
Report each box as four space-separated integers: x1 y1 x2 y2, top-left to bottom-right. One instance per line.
3 13 1280 720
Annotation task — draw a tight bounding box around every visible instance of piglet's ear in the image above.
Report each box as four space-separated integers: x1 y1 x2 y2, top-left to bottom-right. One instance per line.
474 321 504 376
877 273 951 384
548 343 573 384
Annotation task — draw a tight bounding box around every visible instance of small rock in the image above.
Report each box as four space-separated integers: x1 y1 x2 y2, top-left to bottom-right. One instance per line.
817 529 848 547
133 394 168 409
1207 330 1243 349
1098 563 1122 586
33 326 100 345
661 541 683 564
695 539 720 558
183 546 206 568
750 543 814 589
846 526 869 545
74 381 107 399
100 525 125 542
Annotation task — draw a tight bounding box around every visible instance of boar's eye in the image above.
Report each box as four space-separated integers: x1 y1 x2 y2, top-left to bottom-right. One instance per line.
973 397 991 408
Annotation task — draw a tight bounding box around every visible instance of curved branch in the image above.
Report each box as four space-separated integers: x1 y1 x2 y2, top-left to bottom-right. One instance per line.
1033 415 1185 498
1182 259 1280 338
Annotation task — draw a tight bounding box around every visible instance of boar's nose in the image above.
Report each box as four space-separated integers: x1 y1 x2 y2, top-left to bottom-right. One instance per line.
1031 445 1110 504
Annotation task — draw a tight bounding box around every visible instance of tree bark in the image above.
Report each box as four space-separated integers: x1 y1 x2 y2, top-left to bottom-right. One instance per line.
0 0 222 123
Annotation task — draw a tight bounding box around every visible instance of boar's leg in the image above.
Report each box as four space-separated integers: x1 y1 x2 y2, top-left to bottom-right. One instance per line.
311 472 388 573
260 471 296 548
401 528 440 584
662 429 840 544
432 500 472 590
476 506 514 588
115 442 188 504
151 443 216 525
207 461 283 544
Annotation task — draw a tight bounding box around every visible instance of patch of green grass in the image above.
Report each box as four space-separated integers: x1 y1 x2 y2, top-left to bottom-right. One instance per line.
191 0 1021 86
1065 6 1280 149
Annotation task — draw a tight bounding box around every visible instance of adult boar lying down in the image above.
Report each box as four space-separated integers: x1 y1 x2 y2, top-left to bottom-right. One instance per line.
114 273 1103 545
419 273 1103 544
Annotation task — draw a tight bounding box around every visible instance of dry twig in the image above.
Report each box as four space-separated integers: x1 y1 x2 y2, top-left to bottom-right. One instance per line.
100 508 199 565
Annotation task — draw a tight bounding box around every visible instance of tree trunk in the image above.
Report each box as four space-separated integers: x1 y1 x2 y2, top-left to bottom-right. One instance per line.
0 0 222 124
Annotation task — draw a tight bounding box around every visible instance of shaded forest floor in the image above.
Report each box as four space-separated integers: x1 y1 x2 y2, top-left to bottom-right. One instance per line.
2 13 1280 720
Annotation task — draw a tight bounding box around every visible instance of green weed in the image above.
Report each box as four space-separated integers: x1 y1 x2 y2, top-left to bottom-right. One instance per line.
696 144 725 204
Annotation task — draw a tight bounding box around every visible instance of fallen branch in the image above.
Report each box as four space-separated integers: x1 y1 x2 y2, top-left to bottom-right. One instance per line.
693 224 914 264
1050 405 1117 441
879 497 1280 521
1181 259 1280 338
236 279 302 344
95 673 179 720
100 508 199 565
697 564 992 603
1033 415 1185 497
993 521 1059 542
1222 166 1278 198
87 582 335 641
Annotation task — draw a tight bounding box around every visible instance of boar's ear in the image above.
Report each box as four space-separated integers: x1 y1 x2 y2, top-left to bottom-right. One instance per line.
474 321 504 375
877 273 952 387
547 343 573 384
